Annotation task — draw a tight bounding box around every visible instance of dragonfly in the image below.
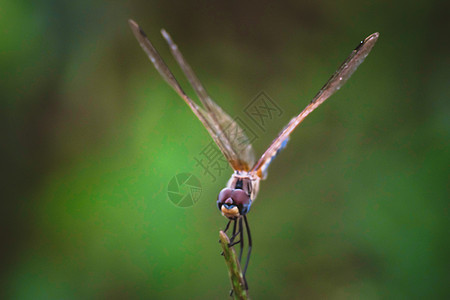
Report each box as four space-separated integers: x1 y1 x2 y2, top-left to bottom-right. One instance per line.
128 19 379 289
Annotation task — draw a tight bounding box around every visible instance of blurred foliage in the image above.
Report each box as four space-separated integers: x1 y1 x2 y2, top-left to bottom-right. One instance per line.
1 0 449 299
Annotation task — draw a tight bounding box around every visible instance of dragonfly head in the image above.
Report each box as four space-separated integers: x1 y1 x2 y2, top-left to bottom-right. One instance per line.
217 188 251 219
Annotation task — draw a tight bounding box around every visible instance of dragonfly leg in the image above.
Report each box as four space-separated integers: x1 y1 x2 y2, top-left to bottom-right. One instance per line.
238 218 244 263
229 218 244 247
229 219 239 244
242 215 252 290
223 219 232 233
219 219 233 248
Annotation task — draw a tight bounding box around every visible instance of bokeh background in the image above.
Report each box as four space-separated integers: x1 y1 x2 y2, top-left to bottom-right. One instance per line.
2 0 449 299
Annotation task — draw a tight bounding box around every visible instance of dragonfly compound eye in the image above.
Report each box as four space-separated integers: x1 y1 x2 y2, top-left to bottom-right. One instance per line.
217 188 233 209
231 189 251 215
218 188 246 218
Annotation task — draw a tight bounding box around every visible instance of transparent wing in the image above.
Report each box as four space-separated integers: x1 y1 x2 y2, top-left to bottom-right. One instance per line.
160 29 255 170
251 32 380 178
129 20 254 171
128 20 254 171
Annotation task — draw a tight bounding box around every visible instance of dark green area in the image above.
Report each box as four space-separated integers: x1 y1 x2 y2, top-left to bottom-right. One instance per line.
2 0 448 299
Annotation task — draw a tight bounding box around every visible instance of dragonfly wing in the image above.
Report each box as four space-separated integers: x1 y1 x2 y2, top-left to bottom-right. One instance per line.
197 105 255 171
129 20 255 171
251 32 380 178
160 28 255 170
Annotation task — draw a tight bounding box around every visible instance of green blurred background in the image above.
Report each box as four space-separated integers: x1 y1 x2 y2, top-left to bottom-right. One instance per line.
2 0 449 299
